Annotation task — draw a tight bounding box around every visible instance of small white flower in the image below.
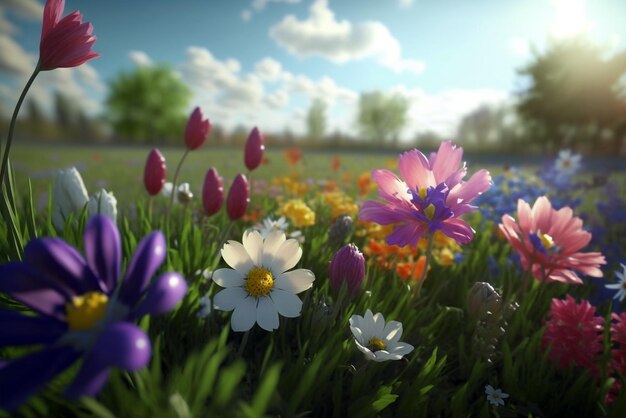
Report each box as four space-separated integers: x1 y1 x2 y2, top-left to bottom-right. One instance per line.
554 149 581 177
288 229 305 244
162 182 193 204
485 385 509 406
52 167 89 231
87 189 117 224
212 229 315 332
256 216 289 239
197 295 212 318
349 309 414 362
606 263 626 302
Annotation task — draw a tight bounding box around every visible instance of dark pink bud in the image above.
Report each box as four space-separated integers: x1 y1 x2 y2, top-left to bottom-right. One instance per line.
185 107 211 150
329 243 365 294
202 168 224 216
226 174 249 220
244 127 265 171
144 149 167 195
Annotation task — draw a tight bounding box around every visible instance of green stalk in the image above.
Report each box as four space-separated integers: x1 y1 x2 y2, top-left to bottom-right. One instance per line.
414 233 434 297
168 149 190 212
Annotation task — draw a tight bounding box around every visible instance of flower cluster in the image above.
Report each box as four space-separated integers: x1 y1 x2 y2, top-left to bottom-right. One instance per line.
278 199 316 228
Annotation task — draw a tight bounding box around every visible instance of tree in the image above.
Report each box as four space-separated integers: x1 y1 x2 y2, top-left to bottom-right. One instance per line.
106 65 191 143
25 98 46 139
356 91 408 144
517 37 626 153
306 98 327 141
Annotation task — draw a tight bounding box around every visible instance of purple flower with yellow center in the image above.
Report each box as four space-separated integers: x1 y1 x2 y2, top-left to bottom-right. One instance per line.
0 216 187 411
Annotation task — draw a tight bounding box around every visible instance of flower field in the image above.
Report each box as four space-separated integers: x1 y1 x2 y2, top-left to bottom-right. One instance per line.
1 1 626 417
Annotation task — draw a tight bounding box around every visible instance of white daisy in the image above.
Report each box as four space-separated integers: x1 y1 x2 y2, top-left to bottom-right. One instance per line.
554 149 582 177
485 385 509 406
256 216 289 239
349 309 414 362
212 229 315 332
606 263 626 302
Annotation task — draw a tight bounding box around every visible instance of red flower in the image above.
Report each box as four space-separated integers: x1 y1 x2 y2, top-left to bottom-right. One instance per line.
244 127 265 171
202 168 224 216
143 149 167 196
39 0 99 71
541 295 604 373
184 107 211 150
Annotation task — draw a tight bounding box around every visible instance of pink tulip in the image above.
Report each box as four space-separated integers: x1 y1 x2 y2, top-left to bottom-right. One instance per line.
39 0 99 71
329 244 365 294
244 127 265 171
185 107 211 150
144 149 167 196
226 174 249 220
202 168 224 216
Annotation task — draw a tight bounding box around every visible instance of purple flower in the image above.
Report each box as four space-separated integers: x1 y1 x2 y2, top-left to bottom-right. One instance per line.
329 244 365 294
0 216 187 410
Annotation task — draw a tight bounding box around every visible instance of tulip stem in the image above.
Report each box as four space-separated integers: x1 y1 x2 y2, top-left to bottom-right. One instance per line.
168 149 190 213
0 66 40 190
414 234 434 297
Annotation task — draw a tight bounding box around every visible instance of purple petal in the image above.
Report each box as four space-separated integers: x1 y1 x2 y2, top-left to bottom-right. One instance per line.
129 272 187 320
0 310 66 347
65 322 151 398
387 223 427 247
440 219 475 244
0 262 68 319
24 238 100 294
84 215 121 293
0 346 79 411
118 231 166 307
359 201 413 225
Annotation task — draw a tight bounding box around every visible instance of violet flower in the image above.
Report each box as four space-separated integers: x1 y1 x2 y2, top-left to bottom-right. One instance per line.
0 216 187 410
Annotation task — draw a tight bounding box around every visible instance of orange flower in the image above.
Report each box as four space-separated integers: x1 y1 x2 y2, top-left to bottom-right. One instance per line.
396 256 429 282
331 156 341 171
284 147 302 166
358 172 376 196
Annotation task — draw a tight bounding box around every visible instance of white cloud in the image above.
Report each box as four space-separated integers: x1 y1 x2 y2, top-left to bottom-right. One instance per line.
398 0 414 9
265 89 289 109
269 0 425 75
128 50 152 67
254 57 285 82
0 9 16 34
0 33 34 74
509 36 530 56
3 0 42 20
241 9 252 22
241 0 301 21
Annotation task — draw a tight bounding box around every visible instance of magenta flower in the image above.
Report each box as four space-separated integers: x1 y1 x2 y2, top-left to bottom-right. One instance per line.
202 167 224 216
226 174 250 220
39 0 99 71
359 141 491 246
184 107 211 150
144 149 167 196
0 216 187 410
499 196 606 284
329 244 365 294
244 127 265 171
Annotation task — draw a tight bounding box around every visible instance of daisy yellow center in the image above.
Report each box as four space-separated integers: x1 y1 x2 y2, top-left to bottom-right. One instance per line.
539 232 555 249
368 337 386 351
424 203 436 219
245 267 274 297
66 292 108 331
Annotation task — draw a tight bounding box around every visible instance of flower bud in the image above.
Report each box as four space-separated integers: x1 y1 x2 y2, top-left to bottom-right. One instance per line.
88 189 118 224
144 148 167 195
328 215 353 246
176 183 193 205
52 167 89 231
202 168 224 216
244 127 265 171
184 107 211 150
329 243 365 294
226 174 249 220
467 282 502 320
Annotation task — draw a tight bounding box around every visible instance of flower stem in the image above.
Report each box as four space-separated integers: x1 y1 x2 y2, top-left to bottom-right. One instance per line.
237 330 250 357
168 149 190 212
414 233 434 297
0 66 40 188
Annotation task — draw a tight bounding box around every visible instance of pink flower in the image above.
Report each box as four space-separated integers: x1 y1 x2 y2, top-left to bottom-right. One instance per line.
226 174 249 220
184 107 211 150
359 141 491 246
202 168 224 216
39 0 99 71
244 127 265 171
610 313 626 376
143 149 167 196
541 295 604 373
499 196 605 284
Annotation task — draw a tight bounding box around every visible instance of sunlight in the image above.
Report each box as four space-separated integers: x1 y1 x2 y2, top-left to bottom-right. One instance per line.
550 0 591 39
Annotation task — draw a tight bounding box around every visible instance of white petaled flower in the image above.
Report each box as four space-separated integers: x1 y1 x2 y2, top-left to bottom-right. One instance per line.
212 229 315 332
349 309 414 362
87 189 117 224
52 166 89 231
606 263 626 302
554 149 582 177
485 385 509 406
162 182 193 204
256 216 289 239
197 295 212 319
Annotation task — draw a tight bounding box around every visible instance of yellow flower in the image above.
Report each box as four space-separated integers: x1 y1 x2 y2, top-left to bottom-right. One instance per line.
323 191 359 219
278 199 316 227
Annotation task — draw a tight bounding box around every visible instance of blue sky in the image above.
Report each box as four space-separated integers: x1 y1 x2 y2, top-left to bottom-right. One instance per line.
1 0 625 140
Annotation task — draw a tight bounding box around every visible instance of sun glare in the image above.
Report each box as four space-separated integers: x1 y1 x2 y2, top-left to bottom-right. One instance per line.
550 0 591 39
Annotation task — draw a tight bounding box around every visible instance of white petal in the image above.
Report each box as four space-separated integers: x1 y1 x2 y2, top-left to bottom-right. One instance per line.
371 312 386 338
382 321 403 343
388 342 414 356
212 268 245 288
374 351 402 362
349 314 364 329
256 297 279 331
272 239 302 273
231 296 258 332
274 269 315 294
270 288 302 318
354 340 376 361
262 230 286 269
243 229 263 266
350 326 365 345
222 241 255 275
213 287 247 311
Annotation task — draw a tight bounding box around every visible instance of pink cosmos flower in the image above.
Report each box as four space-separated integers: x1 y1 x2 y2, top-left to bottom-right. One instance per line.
541 295 604 374
39 0 99 71
499 196 605 284
359 141 491 246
